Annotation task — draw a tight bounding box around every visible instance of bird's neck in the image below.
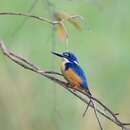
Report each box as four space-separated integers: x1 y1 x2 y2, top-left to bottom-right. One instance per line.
62 58 79 65
62 58 69 64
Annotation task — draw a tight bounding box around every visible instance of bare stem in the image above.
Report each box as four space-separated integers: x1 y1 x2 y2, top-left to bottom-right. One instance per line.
0 12 59 25
82 100 91 117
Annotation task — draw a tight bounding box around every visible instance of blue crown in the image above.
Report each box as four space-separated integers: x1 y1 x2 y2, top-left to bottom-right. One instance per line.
62 52 79 63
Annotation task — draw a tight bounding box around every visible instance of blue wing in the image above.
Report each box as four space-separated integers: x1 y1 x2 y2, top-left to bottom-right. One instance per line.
65 62 89 89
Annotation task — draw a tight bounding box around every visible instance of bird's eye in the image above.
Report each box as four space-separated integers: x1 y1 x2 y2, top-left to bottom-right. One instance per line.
65 53 69 57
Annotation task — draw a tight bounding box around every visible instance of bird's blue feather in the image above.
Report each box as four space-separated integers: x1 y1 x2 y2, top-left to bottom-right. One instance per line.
65 62 88 89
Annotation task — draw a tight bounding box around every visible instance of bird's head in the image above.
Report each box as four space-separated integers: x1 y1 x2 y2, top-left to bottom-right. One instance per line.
52 51 79 64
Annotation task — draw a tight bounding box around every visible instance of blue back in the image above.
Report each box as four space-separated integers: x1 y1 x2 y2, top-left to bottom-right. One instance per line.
65 62 88 89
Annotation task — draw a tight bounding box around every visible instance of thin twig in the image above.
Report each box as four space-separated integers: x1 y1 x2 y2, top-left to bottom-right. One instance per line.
91 100 103 130
0 41 130 130
0 12 58 25
44 71 63 76
82 99 91 117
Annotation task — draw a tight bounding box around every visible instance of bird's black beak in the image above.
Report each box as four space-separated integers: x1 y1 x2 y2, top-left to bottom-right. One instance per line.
51 52 63 58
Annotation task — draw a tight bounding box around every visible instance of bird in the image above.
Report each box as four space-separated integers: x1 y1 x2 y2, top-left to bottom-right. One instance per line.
52 52 103 127
52 51 91 96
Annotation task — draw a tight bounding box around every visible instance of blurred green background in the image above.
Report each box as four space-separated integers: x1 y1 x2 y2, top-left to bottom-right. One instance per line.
0 0 130 130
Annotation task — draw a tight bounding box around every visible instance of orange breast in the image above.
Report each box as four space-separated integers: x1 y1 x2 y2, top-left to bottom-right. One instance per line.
60 63 82 88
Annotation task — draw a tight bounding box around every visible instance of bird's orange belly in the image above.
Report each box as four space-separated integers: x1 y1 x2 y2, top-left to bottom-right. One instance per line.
60 64 82 88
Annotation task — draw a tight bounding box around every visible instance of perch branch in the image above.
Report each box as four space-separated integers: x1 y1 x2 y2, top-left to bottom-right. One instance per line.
0 41 130 130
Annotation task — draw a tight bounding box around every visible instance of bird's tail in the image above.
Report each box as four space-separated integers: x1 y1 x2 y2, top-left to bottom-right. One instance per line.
84 88 92 97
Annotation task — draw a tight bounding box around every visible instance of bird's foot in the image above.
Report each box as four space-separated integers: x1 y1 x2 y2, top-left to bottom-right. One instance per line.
66 82 71 86
72 85 78 92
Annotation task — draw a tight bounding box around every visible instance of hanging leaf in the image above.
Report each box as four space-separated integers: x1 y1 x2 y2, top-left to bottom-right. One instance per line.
54 12 69 21
53 11 83 41
54 12 68 41
54 12 82 30
55 23 67 41
68 17 81 31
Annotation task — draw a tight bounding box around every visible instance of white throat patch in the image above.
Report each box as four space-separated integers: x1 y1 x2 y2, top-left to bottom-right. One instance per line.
62 58 79 65
62 58 69 64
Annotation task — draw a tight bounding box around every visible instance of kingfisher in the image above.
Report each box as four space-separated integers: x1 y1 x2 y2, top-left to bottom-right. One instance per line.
52 51 91 96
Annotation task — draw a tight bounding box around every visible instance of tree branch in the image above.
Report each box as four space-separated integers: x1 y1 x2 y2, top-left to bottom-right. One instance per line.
0 12 59 25
0 41 130 130
0 12 83 26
